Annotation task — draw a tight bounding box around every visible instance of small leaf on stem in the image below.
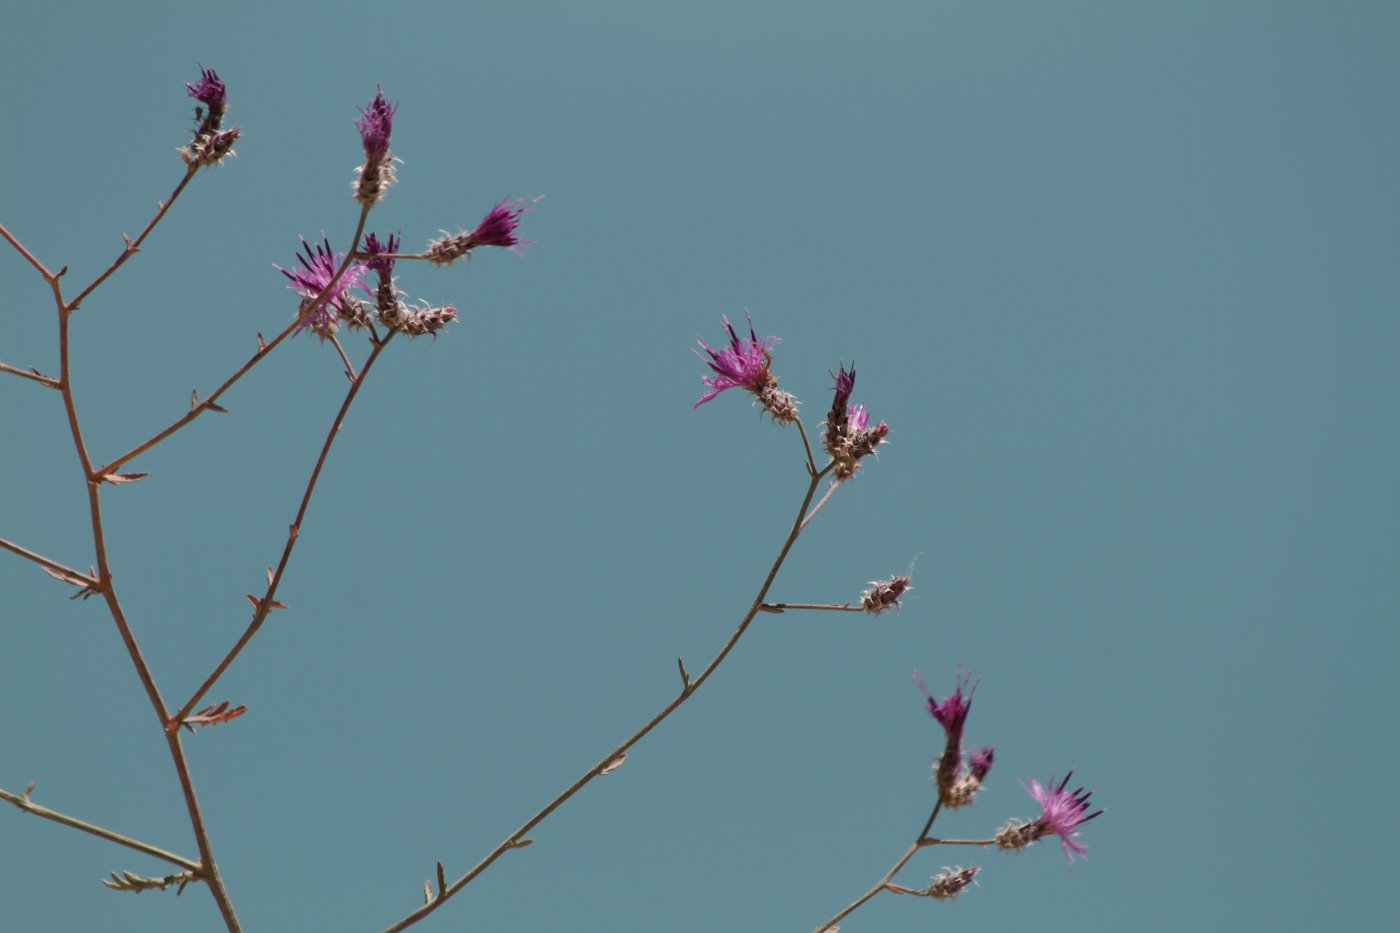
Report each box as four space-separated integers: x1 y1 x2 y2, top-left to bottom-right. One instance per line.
600 751 627 775
101 472 149 485
182 701 248 731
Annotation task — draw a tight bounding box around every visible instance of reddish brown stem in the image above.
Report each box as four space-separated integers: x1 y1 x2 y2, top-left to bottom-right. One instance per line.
0 537 98 587
0 360 61 388
99 208 371 475
173 332 394 726
65 166 198 312
380 450 837 933
0 219 56 280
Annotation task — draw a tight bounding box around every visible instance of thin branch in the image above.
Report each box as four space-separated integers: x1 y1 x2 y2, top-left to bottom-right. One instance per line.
65 165 198 312
173 331 394 725
98 208 372 475
0 360 61 388
760 602 863 613
380 434 837 933
0 220 56 280
55 278 242 932
0 537 99 588
801 481 840 530
0 784 201 872
813 801 944 933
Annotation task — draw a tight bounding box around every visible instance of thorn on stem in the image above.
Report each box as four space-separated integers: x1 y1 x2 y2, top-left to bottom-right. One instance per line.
436 861 446 897
676 656 691 688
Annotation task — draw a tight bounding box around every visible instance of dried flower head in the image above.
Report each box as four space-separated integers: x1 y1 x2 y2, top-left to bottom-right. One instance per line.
398 301 458 338
692 311 798 423
277 237 368 340
181 66 239 167
823 363 889 480
928 866 979 901
353 87 399 205
996 773 1103 863
861 574 911 614
426 197 539 264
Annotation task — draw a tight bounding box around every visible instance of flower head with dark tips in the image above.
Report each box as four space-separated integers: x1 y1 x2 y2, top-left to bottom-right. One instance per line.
823 363 889 480
353 87 399 205
996 773 1103 864
360 232 401 326
426 197 539 265
693 310 798 423
278 237 368 340
915 668 992 807
181 66 239 167
861 574 911 615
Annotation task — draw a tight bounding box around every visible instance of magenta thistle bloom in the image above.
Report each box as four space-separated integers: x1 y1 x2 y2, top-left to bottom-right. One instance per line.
426 197 540 264
186 66 227 114
278 237 368 339
356 87 397 161
181 66 238 167
360 232 401 326
1024 773 1104 864
968 746 996 781
353 87 399 205
692 310 798 422
824 364 889 480
361 231 399 275
827 362 856 443
915 668 976 743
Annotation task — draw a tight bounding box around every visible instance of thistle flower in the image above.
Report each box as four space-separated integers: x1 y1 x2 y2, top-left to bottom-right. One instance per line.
353 87 399 205
996 773 1104 863
915 669 992 807
823 364 889 480
277 237 368 340
181 66 239 167
861 574 911 614
426 197 539 265
361 232 401 326
692 311 798 423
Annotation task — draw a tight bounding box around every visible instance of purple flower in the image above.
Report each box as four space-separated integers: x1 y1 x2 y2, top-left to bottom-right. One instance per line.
915 668 976 744
361 231 400 275
1025 773 1104 864
277 237 368 339
823 363 889 480
356 87 397 161
186 66 227 112
968 746 996 781
426 197 540 264
693 311 779 408
352 88 399 205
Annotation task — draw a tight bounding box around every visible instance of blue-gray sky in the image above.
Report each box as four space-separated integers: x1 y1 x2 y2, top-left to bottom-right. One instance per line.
3 2 1398 931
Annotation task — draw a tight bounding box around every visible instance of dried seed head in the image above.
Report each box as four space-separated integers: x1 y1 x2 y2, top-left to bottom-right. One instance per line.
861 574 911 614
928 866 979 901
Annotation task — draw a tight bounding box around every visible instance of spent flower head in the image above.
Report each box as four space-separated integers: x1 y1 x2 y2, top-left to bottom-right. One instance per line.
353 87 399 205
928 866 979 901
692 310 798 423
427 197 540 265
861 574 911 615
278 237 368 340
997 773 1104 864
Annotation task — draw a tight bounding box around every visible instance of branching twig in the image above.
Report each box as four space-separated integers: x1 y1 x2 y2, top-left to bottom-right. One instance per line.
0 538 100 589
380 443 837 933
0 784 201 872
0 360 61 388
813 801 944 932
65 165 199 312
173 330 395 725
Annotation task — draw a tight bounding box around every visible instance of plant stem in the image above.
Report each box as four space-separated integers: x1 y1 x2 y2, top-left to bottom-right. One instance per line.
0 785 201 872
380 444 837 933
813 801 943 933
